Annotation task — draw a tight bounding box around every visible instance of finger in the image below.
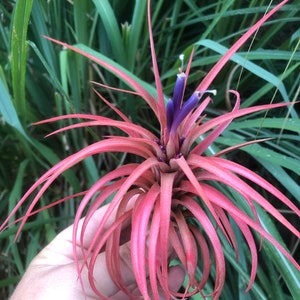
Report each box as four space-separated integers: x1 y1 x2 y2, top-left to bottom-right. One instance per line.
88 242 185 299
167 265 186 293
111 265 186 300
38 199 136 264
21 239 135 300
58 196 136 247
85 239 136 298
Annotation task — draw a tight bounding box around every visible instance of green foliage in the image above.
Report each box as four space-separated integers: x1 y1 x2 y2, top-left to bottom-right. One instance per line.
0 0 299 299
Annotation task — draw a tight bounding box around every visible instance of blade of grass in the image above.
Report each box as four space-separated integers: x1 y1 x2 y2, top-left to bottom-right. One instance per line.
240 62 300 108
255 205 300 299
72 43 158 98
260 246 285 300
92 0 126 66
195 39 289 103
127 0 147 71
10 0 33 122
227 118 300 133
30 1 58 74
217 137 300 175
74 1 89 45
0 78 29 140
200 0 235 41
27 41 68 99
73 0 90 111
7 160 29 275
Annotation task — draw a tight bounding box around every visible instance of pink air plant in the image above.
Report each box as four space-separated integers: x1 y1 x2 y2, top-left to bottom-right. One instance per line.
1 0 299 299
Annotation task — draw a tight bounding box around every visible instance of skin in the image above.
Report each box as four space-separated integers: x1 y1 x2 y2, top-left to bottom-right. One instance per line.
10 203 185 300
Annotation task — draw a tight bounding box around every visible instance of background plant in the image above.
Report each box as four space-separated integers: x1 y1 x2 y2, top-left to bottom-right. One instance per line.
0 0 299 299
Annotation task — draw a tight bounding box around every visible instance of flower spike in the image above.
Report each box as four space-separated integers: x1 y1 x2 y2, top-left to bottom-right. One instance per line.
172 72 186 116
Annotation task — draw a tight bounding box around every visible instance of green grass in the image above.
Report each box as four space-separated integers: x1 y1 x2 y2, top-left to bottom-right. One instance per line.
0 0 299 299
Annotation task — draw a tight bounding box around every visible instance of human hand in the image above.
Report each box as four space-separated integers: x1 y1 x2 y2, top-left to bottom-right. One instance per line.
10 203 185 299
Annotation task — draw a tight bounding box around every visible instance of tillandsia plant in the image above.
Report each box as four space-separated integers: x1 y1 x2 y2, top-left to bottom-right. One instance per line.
1 0 300 299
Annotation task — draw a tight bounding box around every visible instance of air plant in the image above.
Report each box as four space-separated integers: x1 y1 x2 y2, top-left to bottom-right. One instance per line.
1 0 299 299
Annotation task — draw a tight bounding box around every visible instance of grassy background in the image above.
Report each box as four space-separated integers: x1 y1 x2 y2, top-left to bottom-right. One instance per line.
0 0 299 299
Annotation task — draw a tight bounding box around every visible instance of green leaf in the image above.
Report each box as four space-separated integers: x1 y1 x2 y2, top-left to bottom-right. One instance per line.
30 1 58 73
217 136 300 175
10 0 33 122
256 205 300 299
0 77 29 140
227 118 300 133
127 0 147 71
74 43 158 98
7 160 29 274
92 0 126 66
256 159 300 203
195 39 290 103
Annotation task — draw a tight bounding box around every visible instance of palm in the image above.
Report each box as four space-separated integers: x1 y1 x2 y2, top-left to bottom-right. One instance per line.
10 204 184 300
